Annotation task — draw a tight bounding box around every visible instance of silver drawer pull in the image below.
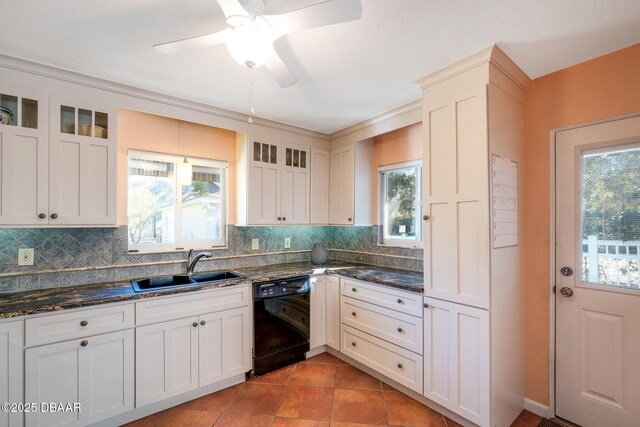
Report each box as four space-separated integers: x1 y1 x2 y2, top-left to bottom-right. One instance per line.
397 327 403 333
352 342 356 347
397 298 403 304
352 312 357 317
397 363 403 369
80 320 88 327
80 340 88 347
352 287 357 292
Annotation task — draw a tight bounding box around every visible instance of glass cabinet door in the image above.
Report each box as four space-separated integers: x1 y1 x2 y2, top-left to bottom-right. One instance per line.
59 105 109 139
0 92 39 129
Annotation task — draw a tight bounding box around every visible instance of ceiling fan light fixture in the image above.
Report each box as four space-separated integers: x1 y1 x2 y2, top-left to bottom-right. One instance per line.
226 15 273 68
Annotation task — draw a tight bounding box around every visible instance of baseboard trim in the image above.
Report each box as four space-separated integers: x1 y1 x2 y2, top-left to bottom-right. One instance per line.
524 398 550 418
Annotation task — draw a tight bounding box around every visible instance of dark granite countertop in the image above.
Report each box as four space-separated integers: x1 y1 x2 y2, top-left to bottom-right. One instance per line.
0 261 423 319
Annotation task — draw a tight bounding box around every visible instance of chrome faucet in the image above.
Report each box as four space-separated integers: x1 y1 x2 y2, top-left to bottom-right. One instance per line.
186 249 212 275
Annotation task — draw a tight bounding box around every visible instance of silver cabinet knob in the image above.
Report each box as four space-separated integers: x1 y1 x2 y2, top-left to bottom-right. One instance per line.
560 287 574 297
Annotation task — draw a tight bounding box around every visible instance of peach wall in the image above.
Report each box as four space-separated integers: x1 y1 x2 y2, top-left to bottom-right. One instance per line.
117 109 237 225
523 43 640 404
370 123 423 223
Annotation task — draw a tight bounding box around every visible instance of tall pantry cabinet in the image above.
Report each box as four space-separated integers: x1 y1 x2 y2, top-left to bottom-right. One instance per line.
417 46 530 427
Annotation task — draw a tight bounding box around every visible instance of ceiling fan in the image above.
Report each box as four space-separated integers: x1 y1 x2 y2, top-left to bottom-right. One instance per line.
154 0 362 88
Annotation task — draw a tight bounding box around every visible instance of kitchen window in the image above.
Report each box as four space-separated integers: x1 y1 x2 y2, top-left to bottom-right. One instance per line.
378 161 422 247
128 150 227 252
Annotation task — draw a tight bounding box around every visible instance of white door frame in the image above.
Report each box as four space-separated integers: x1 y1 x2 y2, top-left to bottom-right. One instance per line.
549 111 640 420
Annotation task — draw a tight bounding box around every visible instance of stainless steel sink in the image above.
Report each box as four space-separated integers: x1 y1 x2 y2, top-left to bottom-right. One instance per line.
131 271 245 292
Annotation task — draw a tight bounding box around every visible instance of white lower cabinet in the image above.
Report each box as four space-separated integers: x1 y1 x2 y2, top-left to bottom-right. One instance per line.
135 316 199 407
25 329 134 427
136 305 251 407
0 321 23 427
325 275 340 350
423 297 490 427
310 275 326 349
341 325 423 392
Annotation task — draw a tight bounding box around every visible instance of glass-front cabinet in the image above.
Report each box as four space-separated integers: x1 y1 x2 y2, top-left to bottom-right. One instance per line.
0 83 49 225
50 96 116 225
247 139 309 225
0 83 116 226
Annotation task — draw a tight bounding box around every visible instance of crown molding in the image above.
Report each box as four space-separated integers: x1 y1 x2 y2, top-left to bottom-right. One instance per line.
0 53 329 141
415 44 530 90
329 98 422 142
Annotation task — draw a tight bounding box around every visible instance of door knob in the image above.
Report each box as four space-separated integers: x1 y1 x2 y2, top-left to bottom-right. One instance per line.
560 266 573 277
560 287 574 297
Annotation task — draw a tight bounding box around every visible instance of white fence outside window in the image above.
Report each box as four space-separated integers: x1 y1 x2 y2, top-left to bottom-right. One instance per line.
582 235 640 288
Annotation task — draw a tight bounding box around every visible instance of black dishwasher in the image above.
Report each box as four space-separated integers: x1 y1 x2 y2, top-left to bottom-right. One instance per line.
252 276 311 377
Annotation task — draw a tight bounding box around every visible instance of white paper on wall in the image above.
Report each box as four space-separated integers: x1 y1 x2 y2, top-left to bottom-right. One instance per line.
491 154 518 248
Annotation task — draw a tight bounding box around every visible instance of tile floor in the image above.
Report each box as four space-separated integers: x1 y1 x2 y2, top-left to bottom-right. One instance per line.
125 352 543 427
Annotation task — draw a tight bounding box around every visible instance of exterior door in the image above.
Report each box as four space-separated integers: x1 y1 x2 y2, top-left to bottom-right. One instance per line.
555 114 640 426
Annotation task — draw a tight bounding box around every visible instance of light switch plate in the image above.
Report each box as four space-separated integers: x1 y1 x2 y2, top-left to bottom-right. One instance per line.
284 238 291 249
252 239 259 250
18 248 34 266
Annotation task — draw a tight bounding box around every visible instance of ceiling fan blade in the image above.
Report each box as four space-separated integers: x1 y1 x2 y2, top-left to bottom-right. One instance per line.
265 52 298 88
216 0 251 19
154 29 227 55
265 0 362 39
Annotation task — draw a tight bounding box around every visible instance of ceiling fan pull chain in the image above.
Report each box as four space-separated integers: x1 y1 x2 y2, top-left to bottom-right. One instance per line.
248 65 255 124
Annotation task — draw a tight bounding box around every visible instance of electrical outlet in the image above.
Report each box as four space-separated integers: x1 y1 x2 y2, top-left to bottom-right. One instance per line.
18 248 34 266
284 237 291 249
252 239 259 250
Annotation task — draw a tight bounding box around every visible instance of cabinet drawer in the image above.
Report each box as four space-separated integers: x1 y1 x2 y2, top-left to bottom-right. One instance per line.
342 296 423 354
136 285 250 325
25 303 133 347
341 325 423 393
340 278 422 317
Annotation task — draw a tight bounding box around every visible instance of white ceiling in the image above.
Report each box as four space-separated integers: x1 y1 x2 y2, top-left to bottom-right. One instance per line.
1 0 639 134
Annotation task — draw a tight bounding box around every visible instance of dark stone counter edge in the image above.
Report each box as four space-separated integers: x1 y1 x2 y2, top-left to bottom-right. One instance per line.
0 262 423 320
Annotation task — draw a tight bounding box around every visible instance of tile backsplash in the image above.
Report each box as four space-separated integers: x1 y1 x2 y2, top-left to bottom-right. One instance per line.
0 225 422 293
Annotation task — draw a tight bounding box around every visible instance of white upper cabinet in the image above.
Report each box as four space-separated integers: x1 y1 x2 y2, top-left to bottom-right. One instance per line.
242 139 310 225
422 86 490 309
0 84 49 226
49 96 116 225
329 141 372 225
310 148 329 224
0 83 116 226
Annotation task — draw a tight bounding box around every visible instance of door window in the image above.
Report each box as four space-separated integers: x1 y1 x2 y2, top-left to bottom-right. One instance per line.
581 145 640 288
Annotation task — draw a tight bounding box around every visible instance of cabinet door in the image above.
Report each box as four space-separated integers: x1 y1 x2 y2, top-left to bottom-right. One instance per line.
0 321 23 427
80 329 134 425
49 96 116 225
310 148 329 224
248 141 280 224
25 330 134 427
310 275 326 349
25 339 83 426
199 306 251 387
422 87 490 309
423 297 489 427
325 275 340 350
281 144 309 224
0 85 49 225
136 316 199 407
329 146 354 225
